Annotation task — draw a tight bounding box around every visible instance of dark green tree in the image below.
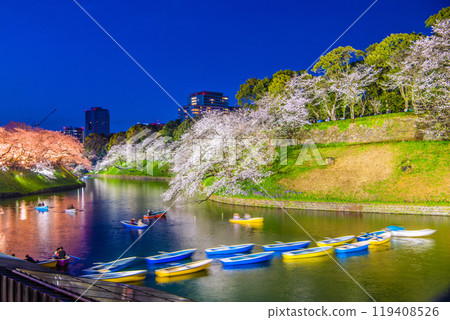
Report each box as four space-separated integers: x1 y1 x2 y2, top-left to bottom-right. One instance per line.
84 133 109 161
107 132 127 151
235 77 270 108
312 46 364 76
173 119 194 141
425 6 450 27
159 119 182 138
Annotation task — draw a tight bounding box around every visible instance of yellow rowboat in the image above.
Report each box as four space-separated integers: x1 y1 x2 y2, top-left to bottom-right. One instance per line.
155 259 213 278
229 217 263 224
368 232 391 246
155 270 208 284
282 246 334 260
317 235 355 247
81 270 147 283
37 259 58 268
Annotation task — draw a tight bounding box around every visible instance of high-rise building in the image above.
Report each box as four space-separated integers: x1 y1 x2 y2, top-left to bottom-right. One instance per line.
85 107 110 137
63 126 84 143
178 91 240 119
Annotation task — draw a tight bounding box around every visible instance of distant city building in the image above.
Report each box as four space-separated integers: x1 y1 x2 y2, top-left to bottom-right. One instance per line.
178 91 240 119
136 120 165 128
85 107 110 137
63 126 84 142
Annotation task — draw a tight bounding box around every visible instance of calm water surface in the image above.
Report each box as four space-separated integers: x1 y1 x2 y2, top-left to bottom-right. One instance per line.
0 178 449 302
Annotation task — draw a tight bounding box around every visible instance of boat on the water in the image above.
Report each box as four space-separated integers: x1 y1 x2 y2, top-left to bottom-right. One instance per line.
81 270 147 283
205 243 254 256
368 232 391 245
83 256 138 273
155 270 208 284
335 241 370 254
262 241 311 252
155 259 213 277
229 217 263 225
356 230 385 242
143 210 167 220
282 246 334 260
65 209 77 214
35 206 48 212
37 259 58 268
37 256 70 267
56 257 70 266
389 229 436 237
120 220 149 229
219 252 274 267
385 225 405 231
146 249 197 264
317 235 355 247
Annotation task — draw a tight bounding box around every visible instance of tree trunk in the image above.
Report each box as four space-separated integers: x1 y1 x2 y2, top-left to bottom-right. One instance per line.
399 86 409 112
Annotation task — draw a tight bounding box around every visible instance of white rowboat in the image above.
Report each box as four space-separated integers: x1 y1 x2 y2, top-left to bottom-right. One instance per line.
390 229 436 237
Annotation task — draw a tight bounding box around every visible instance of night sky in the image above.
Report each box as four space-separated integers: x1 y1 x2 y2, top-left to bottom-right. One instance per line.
0 0 447 133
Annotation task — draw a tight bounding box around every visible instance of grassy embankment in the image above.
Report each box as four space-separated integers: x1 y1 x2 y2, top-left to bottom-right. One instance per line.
95 161 171 177
0 168 84 198
224 140 449 206
302 112 417 133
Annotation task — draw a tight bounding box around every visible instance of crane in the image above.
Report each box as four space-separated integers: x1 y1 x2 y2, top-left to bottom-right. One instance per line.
32 108 57 128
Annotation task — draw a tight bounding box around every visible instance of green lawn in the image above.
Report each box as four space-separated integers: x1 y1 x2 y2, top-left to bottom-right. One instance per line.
222 140 450 206
0 168 83 197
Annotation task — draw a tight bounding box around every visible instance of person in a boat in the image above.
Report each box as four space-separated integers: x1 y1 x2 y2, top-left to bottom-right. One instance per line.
147 209 153 215
233 213 240 220
67 204 74 209
137 219 146 226
25 255 36 263
244 213 251 220
58 247 67 259
53 247 60 259
130 218 137 225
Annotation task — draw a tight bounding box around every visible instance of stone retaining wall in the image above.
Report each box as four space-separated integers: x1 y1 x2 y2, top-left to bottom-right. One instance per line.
209 195 450 216
297 116 438 144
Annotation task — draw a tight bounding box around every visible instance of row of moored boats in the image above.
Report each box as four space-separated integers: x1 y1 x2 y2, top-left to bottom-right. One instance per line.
76 225 436 283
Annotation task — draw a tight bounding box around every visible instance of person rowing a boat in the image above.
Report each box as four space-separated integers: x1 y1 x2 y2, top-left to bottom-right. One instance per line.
57 247 67 259
147 209 153 215
233 213 240 220
25 255 36 263
137 219 146 227
244 213 251 220
67 204 74 209
53 247 61 259
130 218 137 225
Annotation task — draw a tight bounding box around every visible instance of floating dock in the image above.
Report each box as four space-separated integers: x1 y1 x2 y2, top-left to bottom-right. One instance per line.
0 253 191 302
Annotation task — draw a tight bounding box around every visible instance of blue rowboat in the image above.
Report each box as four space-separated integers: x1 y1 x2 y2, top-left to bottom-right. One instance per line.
262 240 311 252
219 252 274 267
205 243 254 256
35 206 48 211
356 231 385 242
335 241 370 254
317 235 355 247
120 220 148 229
146 249 196 264
83 256 138 273
385 225 405 231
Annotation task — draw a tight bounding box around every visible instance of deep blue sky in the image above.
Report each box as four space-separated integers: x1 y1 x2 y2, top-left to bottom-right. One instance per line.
0 0 447 133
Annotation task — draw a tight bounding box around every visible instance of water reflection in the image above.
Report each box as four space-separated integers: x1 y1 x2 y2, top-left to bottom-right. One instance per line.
0 178 449 302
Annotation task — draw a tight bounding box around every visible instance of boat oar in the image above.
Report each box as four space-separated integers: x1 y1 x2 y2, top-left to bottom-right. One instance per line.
69 255 82 260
